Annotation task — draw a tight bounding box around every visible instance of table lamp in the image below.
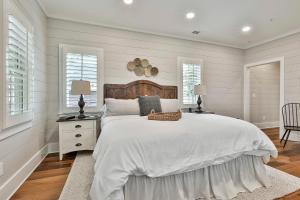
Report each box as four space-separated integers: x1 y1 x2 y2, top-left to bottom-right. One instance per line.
71 80 91 119
194 84 207 113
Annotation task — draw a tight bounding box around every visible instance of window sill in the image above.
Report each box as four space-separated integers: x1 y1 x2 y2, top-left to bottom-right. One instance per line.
0 121 32 142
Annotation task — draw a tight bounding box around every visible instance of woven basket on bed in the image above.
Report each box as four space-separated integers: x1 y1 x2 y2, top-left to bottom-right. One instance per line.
148 109 182 121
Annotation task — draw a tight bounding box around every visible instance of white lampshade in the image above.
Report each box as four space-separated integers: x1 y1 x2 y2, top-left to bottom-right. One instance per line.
194 84 207 95
71 80 91 95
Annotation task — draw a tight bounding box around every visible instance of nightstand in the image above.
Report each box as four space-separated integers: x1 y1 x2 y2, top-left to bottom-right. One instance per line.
193 111 215 114
56 115 100 160
181 108 215 114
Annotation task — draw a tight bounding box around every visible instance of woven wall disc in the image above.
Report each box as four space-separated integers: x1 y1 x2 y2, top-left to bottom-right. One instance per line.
134 66 144 76
151 67 159 76
141 59 149 67
144 66 152 77
127 61 136 71
134 58 141 66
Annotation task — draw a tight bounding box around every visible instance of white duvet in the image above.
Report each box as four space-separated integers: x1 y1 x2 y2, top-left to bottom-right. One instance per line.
90 113 278 200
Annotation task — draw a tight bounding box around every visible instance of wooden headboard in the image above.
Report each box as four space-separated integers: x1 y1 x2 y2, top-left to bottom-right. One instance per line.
104 80 177 99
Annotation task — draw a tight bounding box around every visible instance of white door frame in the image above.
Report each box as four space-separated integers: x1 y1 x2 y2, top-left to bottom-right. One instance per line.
243 57 285 134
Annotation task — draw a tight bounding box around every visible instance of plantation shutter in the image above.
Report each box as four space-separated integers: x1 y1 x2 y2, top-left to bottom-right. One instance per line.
6 15 33 116
182 63 201 105
65 53 98 108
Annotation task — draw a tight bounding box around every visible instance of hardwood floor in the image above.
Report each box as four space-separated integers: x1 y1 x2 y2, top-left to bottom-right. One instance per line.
10 153 76 200
10 128 300 200
265 128 300 200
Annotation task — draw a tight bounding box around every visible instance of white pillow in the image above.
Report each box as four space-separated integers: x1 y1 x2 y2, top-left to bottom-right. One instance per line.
160 99 180 112
104 98 140 116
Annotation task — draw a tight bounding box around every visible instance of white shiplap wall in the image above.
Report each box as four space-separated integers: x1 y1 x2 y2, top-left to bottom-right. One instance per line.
46 18 244 142
0 0 3 131
245 32 300 139
0 0 48 195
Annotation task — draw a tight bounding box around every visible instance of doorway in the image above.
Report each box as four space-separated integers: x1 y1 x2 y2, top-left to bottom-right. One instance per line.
244 57 285 135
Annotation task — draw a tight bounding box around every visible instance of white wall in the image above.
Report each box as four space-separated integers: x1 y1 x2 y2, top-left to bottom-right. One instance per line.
0 0 299 197
0 0 48 198
0 0 3 131
249 62 280 128
46 18 245 143
245 32 300 139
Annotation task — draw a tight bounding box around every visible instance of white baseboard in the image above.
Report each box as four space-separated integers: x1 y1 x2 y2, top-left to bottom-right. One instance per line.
254 121 280 129
0 145 48 200
0 142 60 200
48 142 59 153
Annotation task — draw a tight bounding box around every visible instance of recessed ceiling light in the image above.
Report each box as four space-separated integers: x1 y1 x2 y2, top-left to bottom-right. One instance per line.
242 26 251 32
123 0 133 5
186 12 195 19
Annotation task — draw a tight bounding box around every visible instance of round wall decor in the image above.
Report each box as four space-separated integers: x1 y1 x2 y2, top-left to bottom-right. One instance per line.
127 58 159 77
141 59 149 67
134 66 144 76
151 67 159 76
127 61 136 71
144 66 152 77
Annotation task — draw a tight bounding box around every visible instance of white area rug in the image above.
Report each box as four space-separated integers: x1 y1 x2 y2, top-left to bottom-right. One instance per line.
59 152 300 200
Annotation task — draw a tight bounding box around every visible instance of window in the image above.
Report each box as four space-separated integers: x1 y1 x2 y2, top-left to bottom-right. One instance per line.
65 53 97 108
2 0 34 129
59 44 104 114
178 57 203 105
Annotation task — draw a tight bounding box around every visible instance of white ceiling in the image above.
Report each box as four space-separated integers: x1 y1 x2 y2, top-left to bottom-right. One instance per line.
38 0 300 49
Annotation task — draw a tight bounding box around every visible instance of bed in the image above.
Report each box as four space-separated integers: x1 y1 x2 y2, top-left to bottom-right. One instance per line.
90 80 278 200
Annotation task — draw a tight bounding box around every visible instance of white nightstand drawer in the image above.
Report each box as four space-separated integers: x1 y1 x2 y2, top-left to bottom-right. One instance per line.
61 129 94 141
61 139 95 154
60 120 94 131
61 130 96 153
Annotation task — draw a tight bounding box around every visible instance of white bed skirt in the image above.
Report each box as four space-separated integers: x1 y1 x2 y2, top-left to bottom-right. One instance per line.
124 155 270 200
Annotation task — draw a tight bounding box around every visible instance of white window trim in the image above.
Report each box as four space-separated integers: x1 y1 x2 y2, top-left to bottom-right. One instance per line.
59 44 104 114
0 0 33 137
177 57 204 108
0 122 32 142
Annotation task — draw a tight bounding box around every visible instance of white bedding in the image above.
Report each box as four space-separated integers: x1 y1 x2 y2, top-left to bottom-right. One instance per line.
125 155 269 200
90 113 278 200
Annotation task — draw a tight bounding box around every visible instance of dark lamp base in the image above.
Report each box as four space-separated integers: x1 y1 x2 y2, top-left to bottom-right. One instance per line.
78 114 86 119
78 94 86 119
196 95 203 113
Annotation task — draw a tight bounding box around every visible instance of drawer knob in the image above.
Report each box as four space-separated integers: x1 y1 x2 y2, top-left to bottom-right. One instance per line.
75 134 82 138
75 125 82 128
75 143 82 147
